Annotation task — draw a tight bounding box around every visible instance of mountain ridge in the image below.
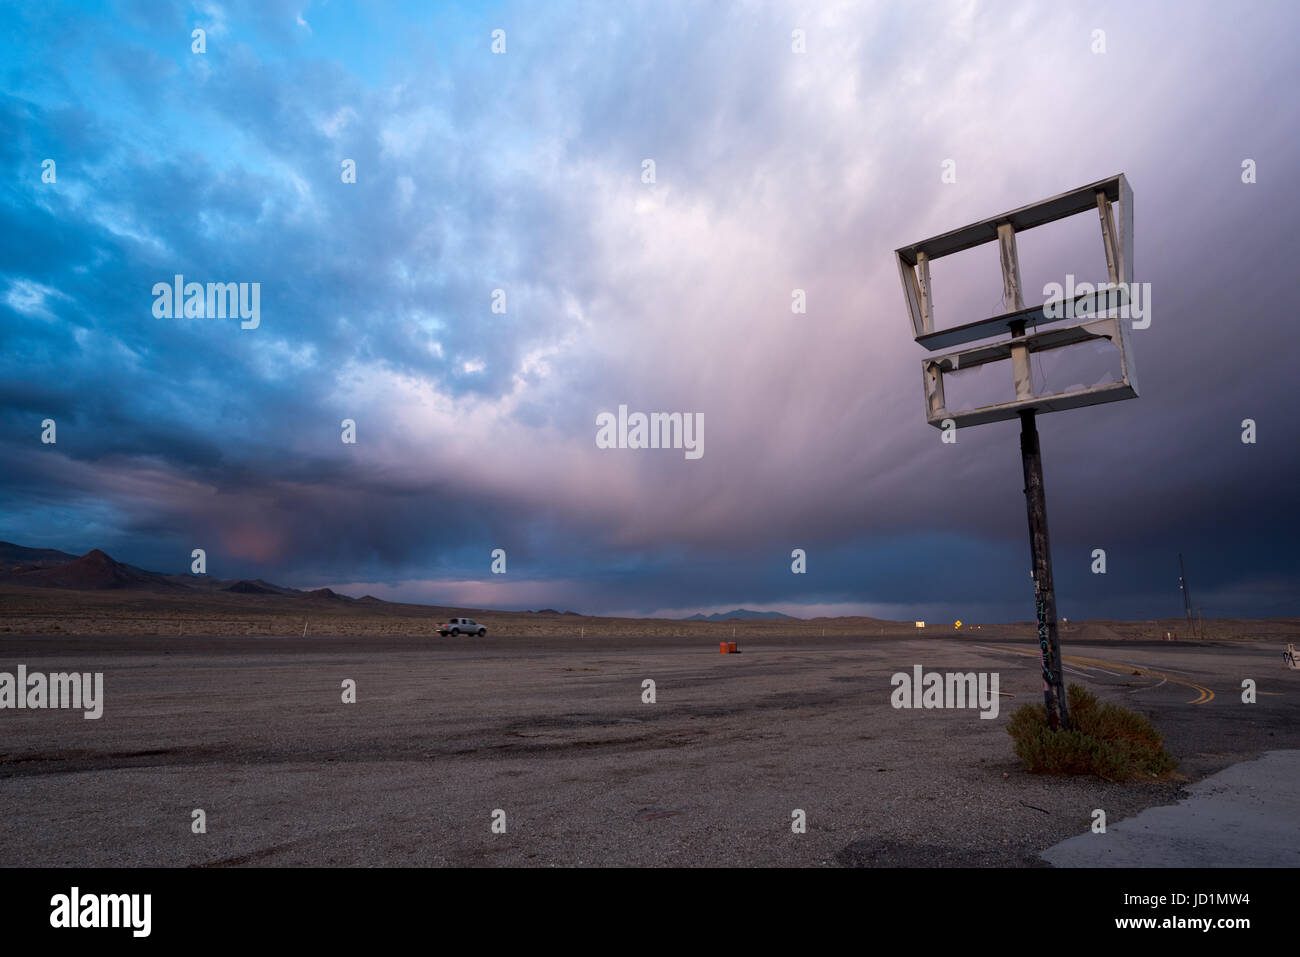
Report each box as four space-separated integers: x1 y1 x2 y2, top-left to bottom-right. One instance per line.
682 608 796 621
0 541 317 598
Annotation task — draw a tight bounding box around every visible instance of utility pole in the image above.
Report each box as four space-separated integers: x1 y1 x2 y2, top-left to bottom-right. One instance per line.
1178 553 1194 636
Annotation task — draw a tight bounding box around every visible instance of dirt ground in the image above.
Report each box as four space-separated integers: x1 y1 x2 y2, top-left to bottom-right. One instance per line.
1 630 1293 867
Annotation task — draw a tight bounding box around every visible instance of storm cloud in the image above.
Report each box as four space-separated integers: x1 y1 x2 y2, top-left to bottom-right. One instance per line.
1 0 1297 620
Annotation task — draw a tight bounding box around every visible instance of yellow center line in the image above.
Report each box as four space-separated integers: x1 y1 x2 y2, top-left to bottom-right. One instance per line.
989 644 1216 704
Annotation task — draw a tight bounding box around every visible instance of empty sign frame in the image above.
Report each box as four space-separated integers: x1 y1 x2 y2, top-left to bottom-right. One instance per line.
896 174 1139 428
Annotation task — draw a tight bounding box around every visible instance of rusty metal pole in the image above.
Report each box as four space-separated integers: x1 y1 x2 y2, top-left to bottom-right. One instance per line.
1018 407 1069 730
999 224 1069 730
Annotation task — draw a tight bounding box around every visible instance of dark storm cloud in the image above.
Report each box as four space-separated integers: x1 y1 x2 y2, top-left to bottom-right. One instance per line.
0 0 1296 619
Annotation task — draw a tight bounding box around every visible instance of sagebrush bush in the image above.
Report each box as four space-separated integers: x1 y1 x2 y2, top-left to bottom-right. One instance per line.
1006 684 1177 781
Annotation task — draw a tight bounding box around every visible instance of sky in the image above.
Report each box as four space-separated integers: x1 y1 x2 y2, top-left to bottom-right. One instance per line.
1 0 1298 622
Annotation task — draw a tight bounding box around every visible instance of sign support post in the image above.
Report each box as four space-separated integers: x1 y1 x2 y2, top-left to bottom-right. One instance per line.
1018 407 1069 729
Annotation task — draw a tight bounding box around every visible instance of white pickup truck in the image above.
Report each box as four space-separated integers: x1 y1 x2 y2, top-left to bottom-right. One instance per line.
437 617 486 637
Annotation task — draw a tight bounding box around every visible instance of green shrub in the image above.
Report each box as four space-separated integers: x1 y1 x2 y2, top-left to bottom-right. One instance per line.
1006 684 1177 781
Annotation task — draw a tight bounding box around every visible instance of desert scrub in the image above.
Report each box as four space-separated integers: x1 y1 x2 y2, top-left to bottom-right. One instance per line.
1006 684 1177 781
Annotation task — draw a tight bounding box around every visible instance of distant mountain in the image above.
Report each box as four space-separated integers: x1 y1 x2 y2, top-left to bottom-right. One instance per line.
1 547 185 591
225 579 293 595
683 609 796 621
302 587 351 601
0 542 79 569
0 542 341 600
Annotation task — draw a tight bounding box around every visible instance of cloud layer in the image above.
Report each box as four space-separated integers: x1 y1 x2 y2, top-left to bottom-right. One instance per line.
2 0 1298 620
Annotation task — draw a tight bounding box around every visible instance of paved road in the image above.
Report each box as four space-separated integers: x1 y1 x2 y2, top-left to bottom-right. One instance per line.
0 632 1293 866
1042 749 1300 867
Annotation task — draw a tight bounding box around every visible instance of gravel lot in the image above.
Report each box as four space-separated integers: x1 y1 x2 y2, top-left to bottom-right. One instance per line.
1 632 1293 866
